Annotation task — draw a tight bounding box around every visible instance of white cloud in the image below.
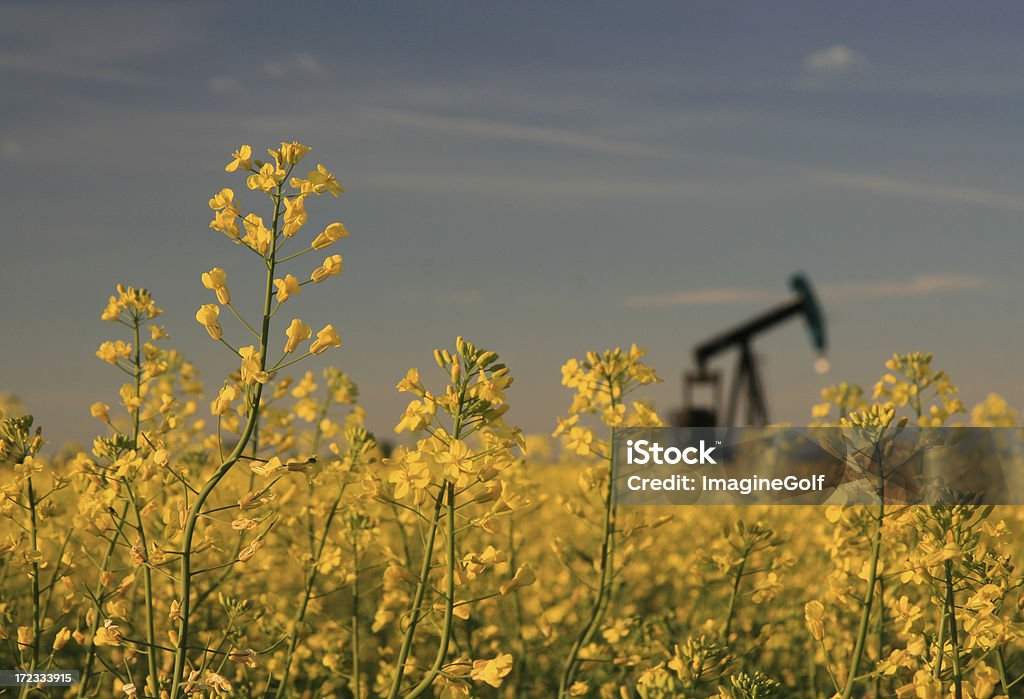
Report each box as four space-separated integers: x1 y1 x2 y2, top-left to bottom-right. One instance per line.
624 275 989 309
803 45 865 74
822 274 989 300
0 137 22 160
206 75 242 95
366 107 664 158
264 52 323 78
811 170 1024 212
404 289 483 306
624 288 774 309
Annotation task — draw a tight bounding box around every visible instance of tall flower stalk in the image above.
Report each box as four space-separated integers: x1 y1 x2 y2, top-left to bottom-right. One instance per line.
554 345 661 698
167 141 349 697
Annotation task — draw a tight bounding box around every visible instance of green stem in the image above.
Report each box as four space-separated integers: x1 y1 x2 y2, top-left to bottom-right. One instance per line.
168 189 281 698
351 529 361 697
128 319 159 697
509 516 528 699
127 484 160 697
385 490 445 699
996 648 1010 695
401 483 456 699
273 478 350 698
723 545 751 642
839 499 883 699
932 601 946 679
559 421 618 698
944 560 963 699
78 502 131 698
387 365 471 699
18 476 41 699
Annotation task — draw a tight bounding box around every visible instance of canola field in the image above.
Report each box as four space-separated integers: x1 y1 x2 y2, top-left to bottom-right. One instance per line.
1 142 1021 699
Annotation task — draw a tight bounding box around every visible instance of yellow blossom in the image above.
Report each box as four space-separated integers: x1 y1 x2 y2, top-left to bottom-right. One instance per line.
388 460 431 499
499 563 536 596
284 318 311 354
311 221 349 249
246 162 285 192
278 140 311 165
274 274 302 303
238 539 263 562
225 145 252 172
303 163 344 196
471 653 513 688
209 208 240 238
565 426 593 456
94 619 122 647
242 214 273 254
90 402 111 424
211 385 238 416
282 196 307 237
208 188 236 210
310 254 343 283
239 346 269 385
195 304 222 340
804 600 825 641
309 325 341 355
201 267 231 304
52 626 72 651
96 340 132 365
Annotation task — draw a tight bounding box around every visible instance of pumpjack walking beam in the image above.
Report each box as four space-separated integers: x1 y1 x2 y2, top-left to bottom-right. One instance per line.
679 273 827 427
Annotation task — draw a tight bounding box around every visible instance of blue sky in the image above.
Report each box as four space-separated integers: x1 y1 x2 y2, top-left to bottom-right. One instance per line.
2 2 1024 443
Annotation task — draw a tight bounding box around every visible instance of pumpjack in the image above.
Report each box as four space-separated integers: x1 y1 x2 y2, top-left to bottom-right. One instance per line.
675 273 827 427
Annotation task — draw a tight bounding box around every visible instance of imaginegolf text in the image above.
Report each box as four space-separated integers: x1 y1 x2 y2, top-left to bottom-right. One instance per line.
625 473 827 495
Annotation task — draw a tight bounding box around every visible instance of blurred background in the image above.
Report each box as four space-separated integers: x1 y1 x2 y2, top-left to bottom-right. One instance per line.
1 1 1022 443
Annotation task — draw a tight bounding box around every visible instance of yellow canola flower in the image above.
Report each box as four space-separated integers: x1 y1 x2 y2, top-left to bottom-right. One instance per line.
804 600 825 641
251 456 284 477
471 653 513 688
242 214 273 254
282 196 307 238
201 268 231 304
301 163 344 197
395 399 435 433
195 304 222 340
96 340 132 365
388 459 431 499
311 222 349 249
565 425 593 456
52 626 72 651
247 162 285 192
895 670 941 699
310 254 343 283
274 274 301 303
238 539 263 562
211 385 238 416
209 208 240 239
90 402 111 424
278 140 311 165
94 619 123 647
225 145 252 172
239 346 270 385
100 284 163 322
499 563 536 596
208 188 236 211
309 325 341 355
284 319 311 354
437 438 472 484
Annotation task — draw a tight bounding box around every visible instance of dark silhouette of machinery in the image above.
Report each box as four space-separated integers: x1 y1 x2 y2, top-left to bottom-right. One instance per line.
675 273 827 427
